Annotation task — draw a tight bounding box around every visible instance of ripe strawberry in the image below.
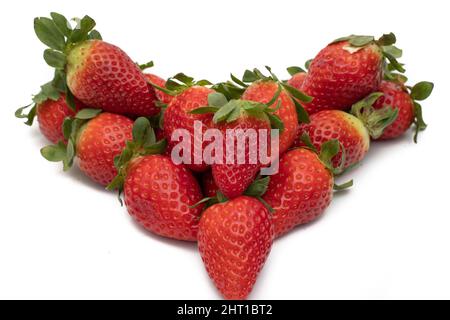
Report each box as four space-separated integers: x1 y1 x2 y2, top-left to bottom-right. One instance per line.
201 170 219 198
373 80 433 142
192 93 284 199
34 14 159 116
243 80 298 155
163 86 215 172
292 93 398 169
145 73 173 105
16 93 85 144
198 196 274 299
287 72 307 90
301 34 403 114
108 118 204 241
41 110 133 186
262 143 345 238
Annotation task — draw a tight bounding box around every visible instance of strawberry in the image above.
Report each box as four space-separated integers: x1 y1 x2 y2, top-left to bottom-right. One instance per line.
287 72 307 90
192 93 284 199
16 92 84 144
198 196 274 299
108 118 204 241
201 170 219 198
41 110 133 186
163 85 215 172
242 80 298 155
301 34 404 114
373 80 433 142
145 73 173 105
262 142 349 238
293 93 398 169
34 13 159 116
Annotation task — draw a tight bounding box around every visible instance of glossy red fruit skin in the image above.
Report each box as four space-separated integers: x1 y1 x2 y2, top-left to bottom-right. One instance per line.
263 148 333 238
373 80 415 140
287 72 307 90
201 170 219 198
293 110 370 169
36 94 81 144
124 155 204 241
198 196 274 300
163 86 215 172
212 115 271 199
302 41 383 114
144 73 174 105
66 40 159 117
76 113 133 186
243 80 298 155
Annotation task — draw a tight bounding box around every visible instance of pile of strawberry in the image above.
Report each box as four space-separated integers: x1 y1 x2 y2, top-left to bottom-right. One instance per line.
16 13 434 300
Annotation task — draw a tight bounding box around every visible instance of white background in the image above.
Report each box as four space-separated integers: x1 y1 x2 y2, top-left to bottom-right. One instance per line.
0 0 449 300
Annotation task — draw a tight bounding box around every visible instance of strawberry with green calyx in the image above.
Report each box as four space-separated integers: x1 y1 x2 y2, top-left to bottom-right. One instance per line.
198 195 274 300
144 74 174 105
373 80 433 142
261 140 352 238
191 92 284 199
301 33 403 115
41 110 134 186
107 118 204 242
293 92 398 170
34 12 159 116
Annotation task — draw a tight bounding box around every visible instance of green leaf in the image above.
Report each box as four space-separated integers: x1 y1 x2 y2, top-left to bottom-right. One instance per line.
66 90 77 111
65 139 76 171
41 142 67 162
382 45 402 59
37 82 60 103
305 59 313 70
282 83 313 103
216 191 228 203
63 118 74 140
334 180 354 191
88 30 102 40
143 139 167 155
410 82 434 101
230 73 248 88
52 69 67 92
189 197 216 209
299 132 317 152
348 35 375 47
319 139 340 171
173 73 194 85
332 36 352 44
267 113 284 131
196 79 212 86
213 100 239 123
132 117 152 145
287 66 306 76
70 15 96 43
377 33 396 46
190 106 220 115
15 104 37 126
226 102 243 123
50 12 72 37
139 61 154 71
208 92 228 108
383 51 406 73
242 70 258 83
245 176 271 197
265 85 282 108
293 99 310 124
413 102 427 143
34 17 66 51
75 108 102 120
44 49 67 69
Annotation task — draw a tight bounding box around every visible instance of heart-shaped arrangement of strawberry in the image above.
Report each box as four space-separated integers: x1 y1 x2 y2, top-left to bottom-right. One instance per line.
16 13 434 299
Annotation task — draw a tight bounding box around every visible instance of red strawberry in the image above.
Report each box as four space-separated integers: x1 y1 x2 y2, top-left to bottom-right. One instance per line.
34 14 159 116
198 196 274 299
163 86 215 172
201 170 219 198
41 110 133 186
263 146 339 238
243 80 298 155
373 80 433 142
108 118 204 241
301 34 402 114
287 72 307 90
145 73 173 105
76 113 134 185
191 96 283 199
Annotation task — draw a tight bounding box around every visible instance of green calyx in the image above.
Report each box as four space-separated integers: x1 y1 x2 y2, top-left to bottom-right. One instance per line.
408 81 434 143
213 66 312 124
34 12 102 110
40 108 102 171
190 91 285 131
106 117 167 199
351 92 399 139
148 72 212 97
332 33 405 74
